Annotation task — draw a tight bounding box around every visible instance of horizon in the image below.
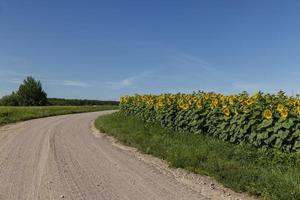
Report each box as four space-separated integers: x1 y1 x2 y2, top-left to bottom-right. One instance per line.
1 0 300 100
1 75 299 101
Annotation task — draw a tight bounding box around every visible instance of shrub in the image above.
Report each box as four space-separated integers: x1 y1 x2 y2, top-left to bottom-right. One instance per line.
0 92 20 106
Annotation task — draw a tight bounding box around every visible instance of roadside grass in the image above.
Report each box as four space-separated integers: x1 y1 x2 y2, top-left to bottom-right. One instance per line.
95 112 300 200
0 105 118 126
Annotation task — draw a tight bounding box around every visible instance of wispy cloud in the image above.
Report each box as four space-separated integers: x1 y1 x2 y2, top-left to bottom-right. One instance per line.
170 53 214 72
42 79 92 87
106 70 155 89
105 52 215 90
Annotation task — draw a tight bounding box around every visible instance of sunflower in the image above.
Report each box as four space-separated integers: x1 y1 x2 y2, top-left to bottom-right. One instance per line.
120 96 129 104
166 99 171 105
210 104 215 110
277 104 285 112
229 98 234 105
196 101 202 109
253 92 260 99
246 99 253 106
280 109 288 119
179 102 189 110
223 107 230 117
212 98 219 107
263 109 273 120
158 101 164 108
296 106 300 115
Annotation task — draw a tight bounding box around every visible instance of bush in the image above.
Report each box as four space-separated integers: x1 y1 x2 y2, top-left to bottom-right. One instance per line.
0 92 20 106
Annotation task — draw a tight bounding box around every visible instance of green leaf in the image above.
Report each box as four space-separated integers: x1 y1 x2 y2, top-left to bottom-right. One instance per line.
293 130 300 137
230 123 237 131
253 111 260 116
248 119 256 125
258 120 273 130
282 119 294 129
274 138 283 148
257 132 269 140
293 140 300 150
277 130 289 140
249 132 257 140
273 122 282 132
219 122 227 129
264 134 276 144
244 123 251 131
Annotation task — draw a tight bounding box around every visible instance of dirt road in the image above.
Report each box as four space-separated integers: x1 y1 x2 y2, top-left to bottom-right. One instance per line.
0 111 254 200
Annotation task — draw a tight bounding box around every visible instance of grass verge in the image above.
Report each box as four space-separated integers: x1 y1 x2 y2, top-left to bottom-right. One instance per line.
0 105 118 126
95 112 300 200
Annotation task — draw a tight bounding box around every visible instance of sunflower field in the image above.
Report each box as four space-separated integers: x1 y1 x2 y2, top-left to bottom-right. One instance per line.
120 91 300 152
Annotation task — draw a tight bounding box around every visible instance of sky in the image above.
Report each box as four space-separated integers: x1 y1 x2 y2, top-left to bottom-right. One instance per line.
1 0 300 100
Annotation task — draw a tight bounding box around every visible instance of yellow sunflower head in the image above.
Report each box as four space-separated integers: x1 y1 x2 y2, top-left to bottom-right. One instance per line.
280 109 288 119
196 101 202 109
229 98 234 105
223 107 230 117
246 99 253 106
212 98 219 106
277 104 285 112
296 106 300 115
120 96 129 104
263 109 273 120
178 102 189 110
158 101 164 108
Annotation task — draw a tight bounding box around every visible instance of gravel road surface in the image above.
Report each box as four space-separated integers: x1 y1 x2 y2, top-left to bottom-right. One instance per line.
0 111 255 200
0 111 210 200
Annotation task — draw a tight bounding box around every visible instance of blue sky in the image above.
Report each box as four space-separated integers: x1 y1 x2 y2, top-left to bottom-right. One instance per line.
1 0 300 100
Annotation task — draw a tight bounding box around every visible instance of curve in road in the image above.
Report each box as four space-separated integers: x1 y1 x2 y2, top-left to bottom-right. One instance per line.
0 111 209 200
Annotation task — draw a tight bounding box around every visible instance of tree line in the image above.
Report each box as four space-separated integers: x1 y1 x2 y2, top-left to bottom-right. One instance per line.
48 98 118 106
0 77 118 106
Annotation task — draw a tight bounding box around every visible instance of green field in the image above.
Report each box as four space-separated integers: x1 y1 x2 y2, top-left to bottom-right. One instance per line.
95 112 300 200
0 105 118 126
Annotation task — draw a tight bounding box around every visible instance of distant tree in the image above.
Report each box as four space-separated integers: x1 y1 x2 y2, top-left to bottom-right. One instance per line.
0 92 20 106
17 77 48 106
